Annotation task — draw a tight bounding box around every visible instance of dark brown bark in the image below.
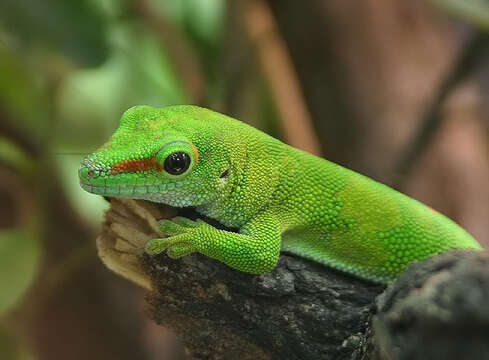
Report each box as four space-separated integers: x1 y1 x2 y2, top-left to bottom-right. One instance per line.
374 251 489 360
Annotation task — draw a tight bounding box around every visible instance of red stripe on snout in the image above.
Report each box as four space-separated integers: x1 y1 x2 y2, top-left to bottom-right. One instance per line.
111 158 162 175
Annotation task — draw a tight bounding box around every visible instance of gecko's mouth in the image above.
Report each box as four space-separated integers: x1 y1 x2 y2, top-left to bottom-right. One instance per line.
79 181 177 197
79 160 179 197
80 181 139 196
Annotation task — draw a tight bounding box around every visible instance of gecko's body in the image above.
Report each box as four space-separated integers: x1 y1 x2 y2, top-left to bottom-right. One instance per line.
79 105 481 283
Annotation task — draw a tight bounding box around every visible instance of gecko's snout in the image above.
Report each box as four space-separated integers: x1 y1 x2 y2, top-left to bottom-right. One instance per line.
78 156 107 182
83 168 96 179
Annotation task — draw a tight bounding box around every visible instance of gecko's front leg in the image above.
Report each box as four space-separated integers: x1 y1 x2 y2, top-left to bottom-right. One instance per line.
145 213 282 274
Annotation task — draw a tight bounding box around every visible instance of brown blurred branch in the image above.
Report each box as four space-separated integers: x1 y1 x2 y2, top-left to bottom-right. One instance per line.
243 0 322 156
393 32 489 189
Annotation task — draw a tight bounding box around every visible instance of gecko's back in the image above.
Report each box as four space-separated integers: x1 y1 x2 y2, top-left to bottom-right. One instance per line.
276 147 481 283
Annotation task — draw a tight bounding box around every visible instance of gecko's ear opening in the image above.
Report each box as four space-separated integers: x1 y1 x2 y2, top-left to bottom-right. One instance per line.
219 169 230 179
155 140 198 178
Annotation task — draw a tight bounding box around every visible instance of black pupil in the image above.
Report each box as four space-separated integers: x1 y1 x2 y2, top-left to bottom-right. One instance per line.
164 152 191 175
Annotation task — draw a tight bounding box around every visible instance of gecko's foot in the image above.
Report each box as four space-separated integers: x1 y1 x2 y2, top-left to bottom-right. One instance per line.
145 235 198 258
145 217 205 257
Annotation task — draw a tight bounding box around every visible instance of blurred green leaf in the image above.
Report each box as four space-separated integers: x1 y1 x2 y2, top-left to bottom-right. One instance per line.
55 21 187 223
431 0 489 29
0 229 40 316
0 136 35 174
0 45 49 139
87 0 126 21
55 21 188 148
154 0 224 43
0 0 108 66
186 0 225 42
148 0 224 100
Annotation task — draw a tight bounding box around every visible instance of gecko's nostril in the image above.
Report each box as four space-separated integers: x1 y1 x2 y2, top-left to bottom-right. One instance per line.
79 156 105 181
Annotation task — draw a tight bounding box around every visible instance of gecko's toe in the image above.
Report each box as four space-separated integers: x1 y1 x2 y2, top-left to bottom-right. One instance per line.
167 243 195 258
145 238 167 255
172 217 201 228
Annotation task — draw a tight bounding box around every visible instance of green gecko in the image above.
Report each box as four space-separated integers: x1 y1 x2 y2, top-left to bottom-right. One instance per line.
78 105 481 284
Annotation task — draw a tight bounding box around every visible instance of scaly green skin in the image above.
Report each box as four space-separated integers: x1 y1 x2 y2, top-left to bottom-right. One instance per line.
79 105 482 284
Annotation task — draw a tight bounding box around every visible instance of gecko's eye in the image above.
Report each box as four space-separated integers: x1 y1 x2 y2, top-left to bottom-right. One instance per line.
155 140 197 177
164 152 191 175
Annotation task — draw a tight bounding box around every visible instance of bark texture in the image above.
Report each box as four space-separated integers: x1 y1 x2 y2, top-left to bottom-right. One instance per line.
374 251 489 360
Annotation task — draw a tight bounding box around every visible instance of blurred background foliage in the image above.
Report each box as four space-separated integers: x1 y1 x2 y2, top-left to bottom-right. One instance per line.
0 0 488 359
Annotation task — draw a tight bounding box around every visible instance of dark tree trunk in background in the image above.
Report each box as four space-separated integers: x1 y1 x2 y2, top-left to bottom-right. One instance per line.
267 0 461 177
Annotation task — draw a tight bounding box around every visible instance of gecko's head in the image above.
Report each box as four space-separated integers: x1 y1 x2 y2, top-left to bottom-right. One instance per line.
78 105 235 207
